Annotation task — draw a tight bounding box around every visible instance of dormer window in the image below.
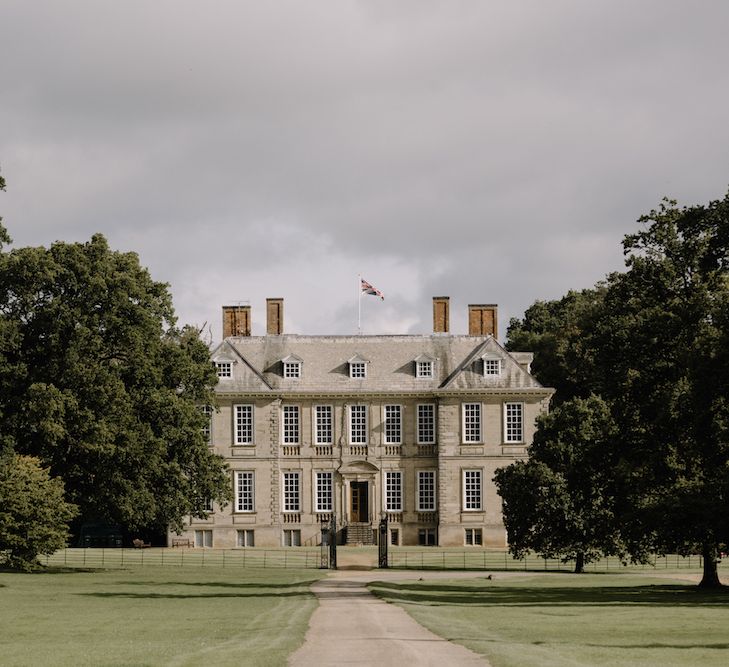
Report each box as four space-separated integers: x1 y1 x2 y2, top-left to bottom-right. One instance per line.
215 361 232 378
282 354 303 379
414 354 436 379
417 361 433 378
483 357 502 376
348 355 368 379
284 362 300 378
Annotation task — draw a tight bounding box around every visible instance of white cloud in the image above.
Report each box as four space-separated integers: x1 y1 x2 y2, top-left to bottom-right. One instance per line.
2 0 729 342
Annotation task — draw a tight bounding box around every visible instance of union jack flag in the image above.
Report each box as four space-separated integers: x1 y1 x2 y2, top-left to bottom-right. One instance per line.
361 278 384 300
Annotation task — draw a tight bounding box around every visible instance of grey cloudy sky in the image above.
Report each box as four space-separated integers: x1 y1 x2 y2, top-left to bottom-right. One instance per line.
2 0 729 341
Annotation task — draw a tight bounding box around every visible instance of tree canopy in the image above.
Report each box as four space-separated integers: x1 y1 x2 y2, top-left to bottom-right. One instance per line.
0 453 78 571
0 229 231 534
502 192 729 587
495 395 623 572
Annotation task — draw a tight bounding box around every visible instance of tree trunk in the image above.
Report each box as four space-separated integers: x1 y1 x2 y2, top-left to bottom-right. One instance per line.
698 544 723 588
574 552 585 574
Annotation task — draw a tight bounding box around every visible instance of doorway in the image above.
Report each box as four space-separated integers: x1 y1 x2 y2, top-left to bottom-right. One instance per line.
350 481 369 523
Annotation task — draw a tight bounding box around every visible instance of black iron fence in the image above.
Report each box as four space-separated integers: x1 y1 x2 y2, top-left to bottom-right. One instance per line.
386 549 724 571
43 547 322 569
41 547 725 572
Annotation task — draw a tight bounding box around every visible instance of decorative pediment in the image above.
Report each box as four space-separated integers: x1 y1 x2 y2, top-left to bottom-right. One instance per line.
209 340 273 390
347 354 369 364
338 460 380 475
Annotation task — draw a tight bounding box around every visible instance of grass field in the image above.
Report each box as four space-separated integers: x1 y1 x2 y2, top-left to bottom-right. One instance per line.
369 572 729 667
0 566 324 667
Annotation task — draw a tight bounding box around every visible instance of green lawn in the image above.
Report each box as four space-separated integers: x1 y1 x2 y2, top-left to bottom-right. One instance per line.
369 573 729 667
0 566 324 666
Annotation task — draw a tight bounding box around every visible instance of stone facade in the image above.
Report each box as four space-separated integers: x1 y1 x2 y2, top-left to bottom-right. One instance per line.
175 299 553 549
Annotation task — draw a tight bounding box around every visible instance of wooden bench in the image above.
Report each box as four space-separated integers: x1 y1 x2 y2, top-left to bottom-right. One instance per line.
171 538 193 548
132 538 151 549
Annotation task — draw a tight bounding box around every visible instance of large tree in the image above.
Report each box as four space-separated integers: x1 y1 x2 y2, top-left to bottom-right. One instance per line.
504 193 729 587
589 196 729 587
495 395 624 573
0 230 231 534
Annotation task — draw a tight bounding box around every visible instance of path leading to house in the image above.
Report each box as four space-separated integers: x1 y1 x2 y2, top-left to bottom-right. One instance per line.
289 550 492 666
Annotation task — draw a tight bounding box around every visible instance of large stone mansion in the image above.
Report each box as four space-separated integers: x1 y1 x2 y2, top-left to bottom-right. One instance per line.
176 297 553 548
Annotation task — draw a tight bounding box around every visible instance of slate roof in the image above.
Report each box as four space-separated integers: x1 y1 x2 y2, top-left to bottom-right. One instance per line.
211 334 548 395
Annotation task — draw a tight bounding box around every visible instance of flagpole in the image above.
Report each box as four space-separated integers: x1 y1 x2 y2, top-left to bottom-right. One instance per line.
357 273 361 335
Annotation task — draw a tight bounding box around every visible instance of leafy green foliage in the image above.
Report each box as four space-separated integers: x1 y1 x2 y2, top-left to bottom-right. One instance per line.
0 232 231 533
0 453 78 570
506 288 606 406
495 396 624 571
504 192 729 586
592 196 729 586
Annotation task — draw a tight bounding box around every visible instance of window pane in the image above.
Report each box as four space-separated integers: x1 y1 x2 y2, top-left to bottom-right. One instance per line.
200 405 212 443
350 405 368 444
386 471 402 511
416 361 433 378
464 470 482 510
237 530 254 547
316 472 333 512
235 471 254 512
484 359 501 375
195 530 212 548
418 471 436 511
505 403 523 442
235 405 253 445
283 472 300 512
283 406 300 444
284 362 301 378
463 403 481 442
384 405 401 444
315 406 333 444
417 404 435 444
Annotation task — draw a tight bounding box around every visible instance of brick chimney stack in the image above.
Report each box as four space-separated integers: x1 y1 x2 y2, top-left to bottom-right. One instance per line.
468 304 498 338
266 298 284 335
433 296 450 334
222 305 251 338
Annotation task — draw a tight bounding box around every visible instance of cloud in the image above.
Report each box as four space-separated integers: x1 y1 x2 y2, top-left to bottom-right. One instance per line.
2 0 729 341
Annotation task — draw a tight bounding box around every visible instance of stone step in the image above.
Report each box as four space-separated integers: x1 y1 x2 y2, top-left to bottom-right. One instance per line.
346 524 375 545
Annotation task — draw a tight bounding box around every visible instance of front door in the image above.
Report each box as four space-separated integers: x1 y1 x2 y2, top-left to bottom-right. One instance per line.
350 481 369 523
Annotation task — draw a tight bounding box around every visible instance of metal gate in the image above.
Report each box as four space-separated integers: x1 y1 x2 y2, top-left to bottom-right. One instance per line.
378 514 388 568
320 513 337 569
